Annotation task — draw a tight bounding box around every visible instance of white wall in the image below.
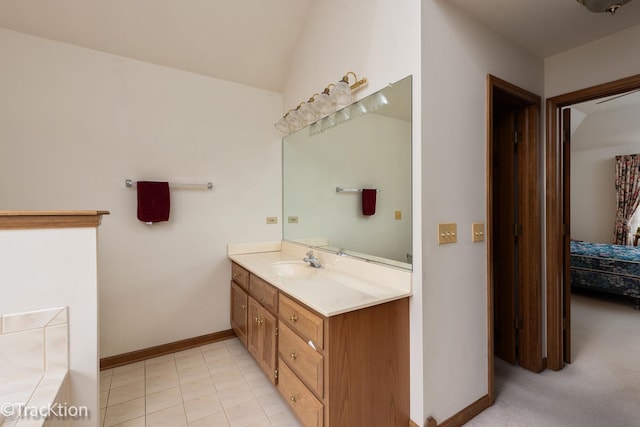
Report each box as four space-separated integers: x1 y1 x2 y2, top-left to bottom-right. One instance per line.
545 24 640 98
570 105 640 243
0 227 99 427
282 0 424 421
421 1 543 423
0 28 283 357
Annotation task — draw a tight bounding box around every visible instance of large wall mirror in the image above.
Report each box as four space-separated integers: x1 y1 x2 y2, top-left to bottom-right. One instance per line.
283 75 412 270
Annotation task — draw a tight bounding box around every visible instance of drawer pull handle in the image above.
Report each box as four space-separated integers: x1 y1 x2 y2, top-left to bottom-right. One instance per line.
290 315 298 322
290 395 297 403
289 352 297 360
255 317 260 324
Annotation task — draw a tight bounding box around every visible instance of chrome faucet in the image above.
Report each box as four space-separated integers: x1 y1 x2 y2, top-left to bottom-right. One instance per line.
303 250 322 268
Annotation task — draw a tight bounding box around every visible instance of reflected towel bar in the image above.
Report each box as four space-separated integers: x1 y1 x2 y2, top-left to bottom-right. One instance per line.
126 179 213 190
336 187 380 193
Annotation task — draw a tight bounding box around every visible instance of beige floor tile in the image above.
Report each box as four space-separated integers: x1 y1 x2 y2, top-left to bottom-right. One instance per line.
146 372 180 395
218 382 255 409
224 398 268 427
239 363 264 381
111 415 145 427
269 409 303 427
146 385 183 414
110 368 144 389
179 376 216 402
107 380 145 407
113 361 144 375
175 353 206 371
188 411 230 427
103 397 145 427
145 360 177 379
198 341 227 352
145 353 175 366
207 357 238 375
212 369 246 391
145 403 187 427
184 392 224 422
257 392 289 417
247 375 277 398
101 389 109 409
177 365 210 385
201 347 232 364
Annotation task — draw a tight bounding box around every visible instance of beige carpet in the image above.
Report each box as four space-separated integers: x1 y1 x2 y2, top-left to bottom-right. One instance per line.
466 293 640 427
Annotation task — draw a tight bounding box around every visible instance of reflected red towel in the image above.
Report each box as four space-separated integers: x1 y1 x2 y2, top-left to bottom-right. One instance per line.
362 189 377 216
137 181 170 223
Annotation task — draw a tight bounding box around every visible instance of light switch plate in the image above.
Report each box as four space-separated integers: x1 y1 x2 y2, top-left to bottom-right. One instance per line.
472 223 485 242
438 223 457 244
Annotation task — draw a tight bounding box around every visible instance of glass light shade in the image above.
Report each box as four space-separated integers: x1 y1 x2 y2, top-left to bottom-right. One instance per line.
274 117 290 135
350 102 367 119
366 93 389 112
330 81 352 108
320 115 336 132
335 107 351 124
309 121 321 136
285 109 305 132
298 102 318 125
311 92 336 116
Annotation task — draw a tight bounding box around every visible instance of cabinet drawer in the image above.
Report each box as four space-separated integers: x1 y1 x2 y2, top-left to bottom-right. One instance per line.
277 360 323 427
231 263 249 290
249 275 278 313
279 323 324 397
279 294 324 349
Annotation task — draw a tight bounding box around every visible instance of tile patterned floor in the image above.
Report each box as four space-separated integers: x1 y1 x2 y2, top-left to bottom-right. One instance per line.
100 338 302 427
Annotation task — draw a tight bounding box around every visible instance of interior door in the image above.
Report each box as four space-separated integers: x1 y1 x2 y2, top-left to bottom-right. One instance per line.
493 108 517 365
562 108 572 364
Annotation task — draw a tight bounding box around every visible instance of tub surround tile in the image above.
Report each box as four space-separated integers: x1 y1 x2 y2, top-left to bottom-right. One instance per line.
44 324 68 371
0 329 45 381
1 307 64 334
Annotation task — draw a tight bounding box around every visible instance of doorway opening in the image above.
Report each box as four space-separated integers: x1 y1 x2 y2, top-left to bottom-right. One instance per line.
545 73 640 371
487 75 543 402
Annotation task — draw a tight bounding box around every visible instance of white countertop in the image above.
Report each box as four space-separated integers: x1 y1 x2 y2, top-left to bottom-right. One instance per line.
228 242 412 317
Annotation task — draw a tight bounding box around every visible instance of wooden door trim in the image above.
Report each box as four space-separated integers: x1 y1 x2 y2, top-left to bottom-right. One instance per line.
487 75 543 402
545 73 640 371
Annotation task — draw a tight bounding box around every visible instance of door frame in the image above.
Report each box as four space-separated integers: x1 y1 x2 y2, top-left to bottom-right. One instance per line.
487 75 543 402
545 73 640 370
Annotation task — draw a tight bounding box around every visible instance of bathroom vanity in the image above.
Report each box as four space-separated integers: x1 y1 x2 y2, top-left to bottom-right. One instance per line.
228 241 411 427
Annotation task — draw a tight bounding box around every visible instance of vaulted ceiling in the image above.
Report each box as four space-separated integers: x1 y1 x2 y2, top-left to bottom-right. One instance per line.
0 1 638 92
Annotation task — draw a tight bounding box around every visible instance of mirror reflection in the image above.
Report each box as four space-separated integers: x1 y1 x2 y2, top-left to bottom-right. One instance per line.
283 76 412 270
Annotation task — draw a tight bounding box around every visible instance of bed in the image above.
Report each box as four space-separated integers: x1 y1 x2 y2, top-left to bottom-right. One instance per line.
570 240 640 310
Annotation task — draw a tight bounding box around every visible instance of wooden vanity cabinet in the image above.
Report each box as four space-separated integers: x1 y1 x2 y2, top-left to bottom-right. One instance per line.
230 282 248 346
247 296 278 384
229 262 409 426
277 293 410 427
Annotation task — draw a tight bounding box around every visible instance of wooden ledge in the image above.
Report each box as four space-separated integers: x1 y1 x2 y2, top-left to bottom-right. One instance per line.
0 210 110 230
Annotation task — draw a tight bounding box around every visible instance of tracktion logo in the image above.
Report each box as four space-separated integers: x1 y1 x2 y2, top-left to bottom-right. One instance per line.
1 402 89 420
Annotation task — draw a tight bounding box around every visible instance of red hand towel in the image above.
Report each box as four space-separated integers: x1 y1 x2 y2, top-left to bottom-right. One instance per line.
362 189 377 216
137 181 170 223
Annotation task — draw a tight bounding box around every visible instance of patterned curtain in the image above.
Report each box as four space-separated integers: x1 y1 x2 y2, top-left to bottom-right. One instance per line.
613 154 640 245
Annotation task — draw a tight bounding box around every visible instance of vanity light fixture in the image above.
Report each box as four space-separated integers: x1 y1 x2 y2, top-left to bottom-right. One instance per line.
577 0 631 14
275 71 368 136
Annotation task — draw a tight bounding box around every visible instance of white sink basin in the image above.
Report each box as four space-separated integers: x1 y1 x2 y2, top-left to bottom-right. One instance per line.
270 261 318 278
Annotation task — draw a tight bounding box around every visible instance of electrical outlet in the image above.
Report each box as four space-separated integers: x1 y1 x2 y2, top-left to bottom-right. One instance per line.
288 216 299 224
472 223 484 242
438 223 457 244
266 217 277 224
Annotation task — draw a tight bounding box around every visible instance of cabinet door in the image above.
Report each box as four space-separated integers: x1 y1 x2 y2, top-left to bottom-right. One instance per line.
247 297 261 361
260 308 278 385
230 282 248 347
